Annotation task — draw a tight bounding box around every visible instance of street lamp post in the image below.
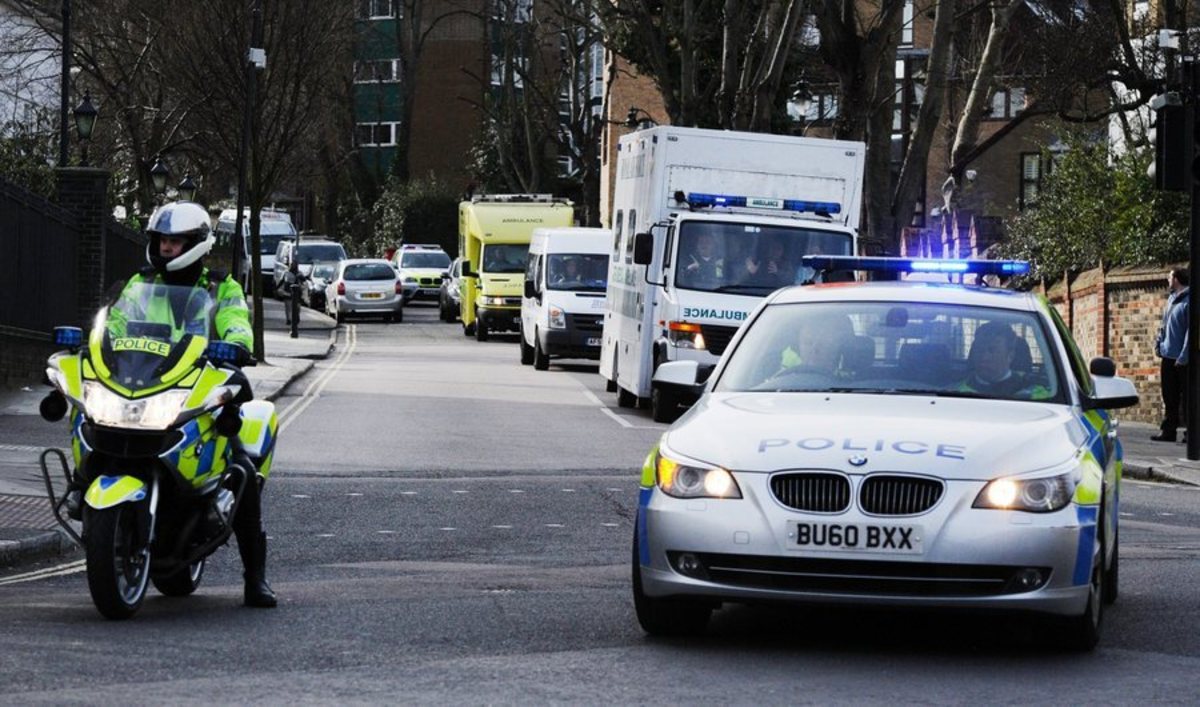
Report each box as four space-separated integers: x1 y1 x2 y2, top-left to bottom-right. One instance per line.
150 157 170 203
178 174 197 202
72 91 97 166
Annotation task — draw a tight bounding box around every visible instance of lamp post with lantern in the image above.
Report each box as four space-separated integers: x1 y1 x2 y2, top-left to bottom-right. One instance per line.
178 174 197 202
71 91 97 166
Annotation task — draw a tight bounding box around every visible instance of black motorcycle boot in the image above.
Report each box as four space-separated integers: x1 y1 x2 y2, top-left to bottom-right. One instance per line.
236 528 277 608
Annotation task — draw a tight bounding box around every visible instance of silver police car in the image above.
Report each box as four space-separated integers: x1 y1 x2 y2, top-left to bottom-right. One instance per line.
635 257 1137 650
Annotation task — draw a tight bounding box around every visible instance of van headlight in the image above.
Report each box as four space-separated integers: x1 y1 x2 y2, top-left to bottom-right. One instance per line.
84 382 191 430
484 296 507 306
655 450 741 499
548 305 566 329
973 471 1077 512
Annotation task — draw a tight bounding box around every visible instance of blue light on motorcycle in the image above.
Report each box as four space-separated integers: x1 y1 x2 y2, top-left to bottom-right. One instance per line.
53 326 83 347
206 341 240 363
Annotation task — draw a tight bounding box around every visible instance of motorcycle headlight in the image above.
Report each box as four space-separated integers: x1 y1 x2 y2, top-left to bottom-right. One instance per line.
973 471 1077 512
655 450 741 499
548 305 566 329
84 382 191 430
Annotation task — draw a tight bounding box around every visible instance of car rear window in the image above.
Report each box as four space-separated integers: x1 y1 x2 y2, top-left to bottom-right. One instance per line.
298 244 346 264
344 263 395 281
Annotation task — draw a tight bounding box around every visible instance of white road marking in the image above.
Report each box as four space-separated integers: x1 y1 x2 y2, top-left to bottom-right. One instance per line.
439 527 456 531
346 493 363 497
400 491 418 496
1160 512 1176 517
491 525 512 529
576 378 663 430
602 523 619 527
376 530 396 534
599 406 634 429
1120 512 1134 517
0 559 87 586
561 488 576 493
545 523 564 528
291 494 311 499
452 490 468 494
278 324 357 433
316 533 335 538
508 489 524 494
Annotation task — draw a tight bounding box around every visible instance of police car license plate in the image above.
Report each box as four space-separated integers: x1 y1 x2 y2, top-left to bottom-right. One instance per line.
362 292 383 299
788 521 922 554
586 337 601 347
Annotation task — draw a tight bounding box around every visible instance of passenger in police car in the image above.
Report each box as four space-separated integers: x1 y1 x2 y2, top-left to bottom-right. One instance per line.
956 321 1049 399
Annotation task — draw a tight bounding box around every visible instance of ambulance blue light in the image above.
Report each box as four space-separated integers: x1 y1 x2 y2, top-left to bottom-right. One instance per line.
800 255 1031 277
53 326 83 347
684 192 841 215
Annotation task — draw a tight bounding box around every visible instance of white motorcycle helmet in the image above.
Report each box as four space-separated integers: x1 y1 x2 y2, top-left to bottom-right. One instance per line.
145 201 214 273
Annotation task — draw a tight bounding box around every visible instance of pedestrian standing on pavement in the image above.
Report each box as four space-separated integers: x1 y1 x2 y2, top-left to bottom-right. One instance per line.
1153 268 1190 442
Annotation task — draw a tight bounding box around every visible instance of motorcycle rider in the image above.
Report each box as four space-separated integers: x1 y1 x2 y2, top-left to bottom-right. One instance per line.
73 201 277 608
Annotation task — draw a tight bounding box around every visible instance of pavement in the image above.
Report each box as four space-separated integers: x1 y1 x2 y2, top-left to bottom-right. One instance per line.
0 297 336 569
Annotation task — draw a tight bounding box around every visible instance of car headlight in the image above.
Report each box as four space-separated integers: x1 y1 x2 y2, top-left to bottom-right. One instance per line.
84 382 191 430
405 277 418 283
973 471 1077 512
655 450 741 499
548 305 566 329
667 321 706 350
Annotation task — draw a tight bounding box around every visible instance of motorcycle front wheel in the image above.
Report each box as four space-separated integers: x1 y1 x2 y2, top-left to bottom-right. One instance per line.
85 505 151 619
152 558 206 597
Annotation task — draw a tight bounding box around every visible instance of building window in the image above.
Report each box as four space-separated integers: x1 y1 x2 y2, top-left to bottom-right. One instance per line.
358 0 397 19
901 1 913 46
987 87 1026 120
355 122 398 147
354 59 400 83
1019 150 1065 209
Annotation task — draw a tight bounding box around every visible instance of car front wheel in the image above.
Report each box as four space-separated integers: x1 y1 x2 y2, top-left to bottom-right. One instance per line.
631 525 711 637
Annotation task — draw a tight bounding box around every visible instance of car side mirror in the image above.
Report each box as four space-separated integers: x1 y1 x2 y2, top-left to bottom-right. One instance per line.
1088 357 1116 377
1082 373 1139 410
441 270 450 280
633 232 653 266
524 280 536 298
653 360 704 393
462 264 476 278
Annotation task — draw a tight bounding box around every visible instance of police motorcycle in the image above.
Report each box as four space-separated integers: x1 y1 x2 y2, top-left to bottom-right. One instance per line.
38 282 278 619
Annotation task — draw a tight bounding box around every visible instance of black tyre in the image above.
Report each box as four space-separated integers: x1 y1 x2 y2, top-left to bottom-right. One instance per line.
651 386 681 423
463 321 476 337
533 334 550 371
519 329 534 365
395 306 403 323
631 524 711 637
151 558 206 597
606 379 617 393
617 386 637 408
475 316 489 342
85 505 151 620
335 311 345 324
1103 530 1118 605
1056 530 1104 651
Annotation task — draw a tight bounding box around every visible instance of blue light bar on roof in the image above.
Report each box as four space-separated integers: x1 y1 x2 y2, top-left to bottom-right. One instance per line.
684 192 841 215
800 255 1031 277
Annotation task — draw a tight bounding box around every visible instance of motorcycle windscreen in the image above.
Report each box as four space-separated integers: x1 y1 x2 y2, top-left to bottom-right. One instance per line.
97 282 215 391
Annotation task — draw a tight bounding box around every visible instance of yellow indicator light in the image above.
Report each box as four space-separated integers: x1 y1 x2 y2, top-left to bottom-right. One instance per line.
986 478 1020 508
657 455 678 491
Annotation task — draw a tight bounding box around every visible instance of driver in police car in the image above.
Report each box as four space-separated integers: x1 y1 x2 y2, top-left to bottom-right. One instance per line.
957 321 1049 399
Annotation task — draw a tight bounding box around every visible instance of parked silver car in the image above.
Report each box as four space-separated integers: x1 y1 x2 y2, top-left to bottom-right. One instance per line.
303 261 337 310
325 259 403 323
439 256 464 322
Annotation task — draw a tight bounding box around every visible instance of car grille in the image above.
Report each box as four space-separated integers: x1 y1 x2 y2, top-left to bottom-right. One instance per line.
770 472 851 513
681 553 1050 597
859 475 944 516
418 277 439 286
699 324 738 356
567 313 604 333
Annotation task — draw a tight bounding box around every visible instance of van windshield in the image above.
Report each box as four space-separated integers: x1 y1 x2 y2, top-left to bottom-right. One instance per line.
482 244 528 273
259 233 291 255
546 253 608 292
673 222 852 295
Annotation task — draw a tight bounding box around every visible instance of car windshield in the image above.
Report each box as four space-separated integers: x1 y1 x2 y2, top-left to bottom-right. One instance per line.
482 244 529 273
298 244 346 264
344 263 395 281
401 251 450 269
715 301 1065 403
546 253 608 292
99 282 215 390
673 221 852 294
311 263 336 280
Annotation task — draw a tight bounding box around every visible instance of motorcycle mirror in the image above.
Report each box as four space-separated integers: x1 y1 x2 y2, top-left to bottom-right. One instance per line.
40 391 67 422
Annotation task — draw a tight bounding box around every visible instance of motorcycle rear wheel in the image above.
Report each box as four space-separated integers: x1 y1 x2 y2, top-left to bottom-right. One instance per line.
152 558 206 597
86 505 151 620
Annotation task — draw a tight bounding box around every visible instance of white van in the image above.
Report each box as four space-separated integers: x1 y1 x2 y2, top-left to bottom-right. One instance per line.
214 208 297 295
519 227 611 370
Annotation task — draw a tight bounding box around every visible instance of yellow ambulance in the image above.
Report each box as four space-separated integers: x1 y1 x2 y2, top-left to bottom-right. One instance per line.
458 195 574 340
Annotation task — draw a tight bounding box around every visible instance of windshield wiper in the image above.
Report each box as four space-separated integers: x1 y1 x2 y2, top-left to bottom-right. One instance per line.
711 284 771 294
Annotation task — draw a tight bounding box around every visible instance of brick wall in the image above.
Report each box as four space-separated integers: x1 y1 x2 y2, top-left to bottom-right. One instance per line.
1042 264 1178 424
55 168 110 325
